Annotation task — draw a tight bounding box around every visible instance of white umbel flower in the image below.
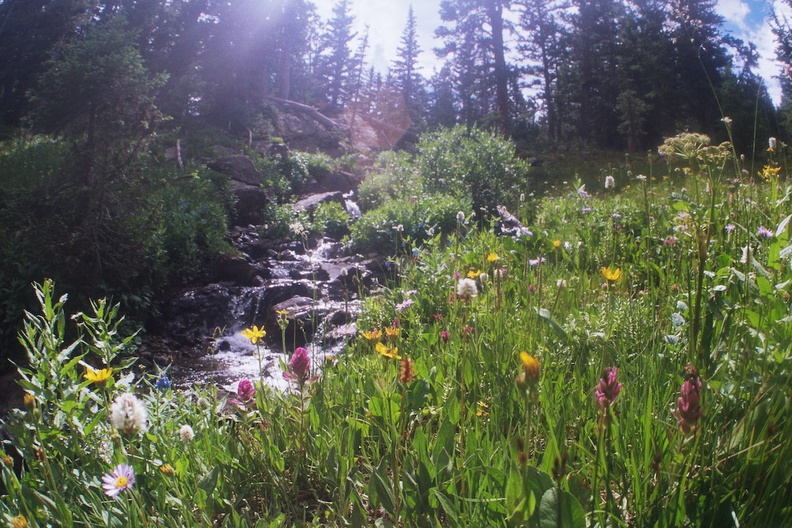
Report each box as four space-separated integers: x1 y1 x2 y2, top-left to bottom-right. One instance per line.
456 278 478 301
179 424 195 442
110 393 148 434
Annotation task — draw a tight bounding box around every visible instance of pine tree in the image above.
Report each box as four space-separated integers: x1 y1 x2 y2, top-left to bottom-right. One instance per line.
318 0 357 108
435 0 515 133
391 5 427 134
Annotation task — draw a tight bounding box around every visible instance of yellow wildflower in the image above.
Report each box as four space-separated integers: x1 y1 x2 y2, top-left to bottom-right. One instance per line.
159 464 175 476
361 329 382 341
519 352 541 384
760 165 781 180
11 515 28 528
552 240 561 248
467 269 481 279
241 326 266 344
84 367 113 385
487 252 499 263
385 326 400 340
475 401 490 417
601 266 622 282
375 342 401 360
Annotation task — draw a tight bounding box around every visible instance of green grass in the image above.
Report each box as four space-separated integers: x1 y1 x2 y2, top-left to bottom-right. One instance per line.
1 137 790 527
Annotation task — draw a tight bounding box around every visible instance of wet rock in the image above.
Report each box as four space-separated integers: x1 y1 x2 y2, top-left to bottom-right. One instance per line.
293 192 345 214
153 284 239 346
230 181 270 226
268 296 320 346
205 155 261 185
213 255 258 285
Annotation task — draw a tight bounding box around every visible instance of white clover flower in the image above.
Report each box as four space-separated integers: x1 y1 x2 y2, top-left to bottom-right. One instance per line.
110 393 148 434
179 424 195 442
556 278 567 289
456 278 478 301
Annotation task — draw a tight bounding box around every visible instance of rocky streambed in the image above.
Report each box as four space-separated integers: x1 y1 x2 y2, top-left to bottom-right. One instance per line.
139 222 387 391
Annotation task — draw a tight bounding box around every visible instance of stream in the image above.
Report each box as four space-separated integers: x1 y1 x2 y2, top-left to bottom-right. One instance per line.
143 217 385 393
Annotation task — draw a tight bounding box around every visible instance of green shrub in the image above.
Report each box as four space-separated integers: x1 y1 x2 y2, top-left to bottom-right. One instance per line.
254 151 310 201
417 125 529 215
357 151 423 212
144 165 233 287
298 151 335 180
311 201 350 239
349 193 471 254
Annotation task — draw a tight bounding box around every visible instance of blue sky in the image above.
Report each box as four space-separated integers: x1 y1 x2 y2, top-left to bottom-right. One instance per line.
314 0 788 106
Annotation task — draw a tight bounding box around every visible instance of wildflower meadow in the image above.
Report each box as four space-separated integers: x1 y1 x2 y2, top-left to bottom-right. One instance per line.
1 133 791 527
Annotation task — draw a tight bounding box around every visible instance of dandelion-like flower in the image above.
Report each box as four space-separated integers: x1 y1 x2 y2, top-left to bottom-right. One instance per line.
601 266 622 282
552 239 562 248
110 393 148 434
487 252 499 263
516 352 540 397
604 175 615 189
179 424 194 442
241 325 266 344
375 342 401 360
85 367 113 385
595 367 622 412
237 379 255 401
456 278 478 301
102 464 135 498
519 352 540 385
675 368 703 434
467 269 481 279
283 347 314 385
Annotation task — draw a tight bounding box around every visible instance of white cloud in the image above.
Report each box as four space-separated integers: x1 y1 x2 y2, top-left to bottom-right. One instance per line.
716 0 752 30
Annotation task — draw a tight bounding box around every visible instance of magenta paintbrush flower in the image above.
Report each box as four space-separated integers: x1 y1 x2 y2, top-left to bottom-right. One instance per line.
676 376 704 434
237 379 255 401
283 347 316 386
595 367 623 412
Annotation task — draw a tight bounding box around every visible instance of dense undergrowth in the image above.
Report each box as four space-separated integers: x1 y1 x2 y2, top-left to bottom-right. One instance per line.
1 128 790 527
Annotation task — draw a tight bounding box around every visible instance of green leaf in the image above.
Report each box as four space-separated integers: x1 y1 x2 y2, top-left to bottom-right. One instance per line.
535 308 568 340
433 489 459 525
197 466 219 496
369 460 396 516
537 487 586 528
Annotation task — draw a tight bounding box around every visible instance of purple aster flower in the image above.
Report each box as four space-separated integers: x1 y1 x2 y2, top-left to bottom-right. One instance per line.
757 226 773 239
102 464 135 498
725 224 736 234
